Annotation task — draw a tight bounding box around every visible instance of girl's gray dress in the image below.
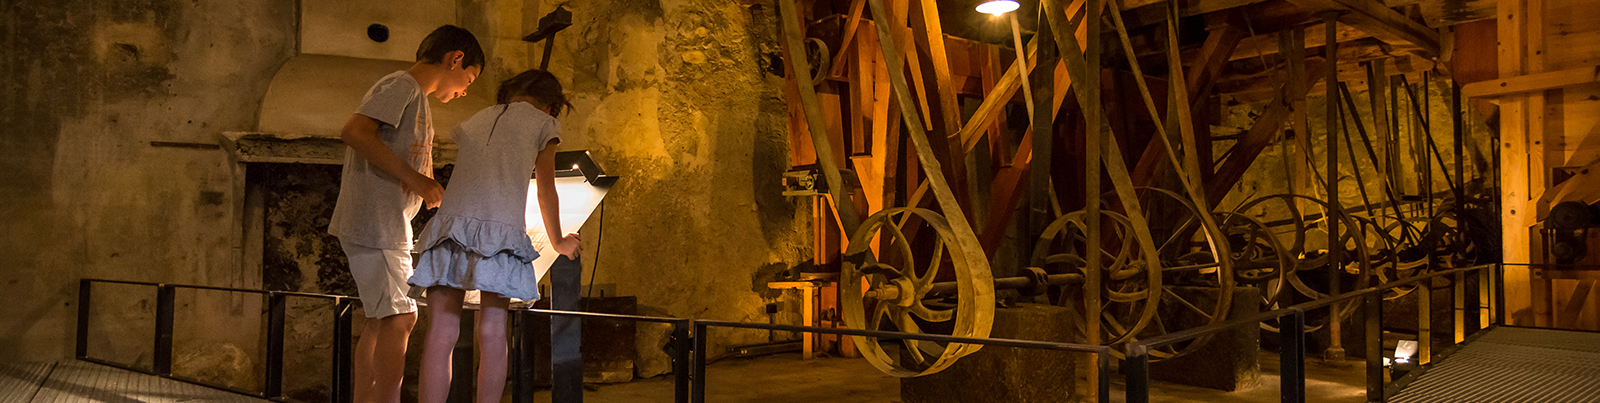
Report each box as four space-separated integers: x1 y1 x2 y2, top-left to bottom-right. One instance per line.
409 102 560 301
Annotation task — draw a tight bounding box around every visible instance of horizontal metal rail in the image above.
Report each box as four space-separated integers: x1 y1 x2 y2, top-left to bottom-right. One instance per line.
690 319 1116 403
1123 263 1500 403
77 279 356 402
80 278 1122 403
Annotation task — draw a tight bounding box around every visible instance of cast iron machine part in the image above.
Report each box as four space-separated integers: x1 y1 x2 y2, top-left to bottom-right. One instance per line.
1027 187 1238 360
522 5 571 70
1547 201 1600 263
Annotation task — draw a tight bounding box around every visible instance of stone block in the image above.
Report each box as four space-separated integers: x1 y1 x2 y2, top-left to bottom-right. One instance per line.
1149 286 1262 391
901 303 1079 403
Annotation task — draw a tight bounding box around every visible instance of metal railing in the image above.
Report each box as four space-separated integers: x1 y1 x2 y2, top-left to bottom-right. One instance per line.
1122 263 1501 403
689 320 1117 403
77 279 359 402
78 278 1119 403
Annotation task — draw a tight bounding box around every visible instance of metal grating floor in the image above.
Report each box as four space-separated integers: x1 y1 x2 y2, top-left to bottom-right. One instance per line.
1389 327 1600 403
0 360 265 403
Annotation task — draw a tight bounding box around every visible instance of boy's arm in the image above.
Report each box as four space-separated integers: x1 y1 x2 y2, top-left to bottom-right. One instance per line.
341 114 444 208
535 140 581 259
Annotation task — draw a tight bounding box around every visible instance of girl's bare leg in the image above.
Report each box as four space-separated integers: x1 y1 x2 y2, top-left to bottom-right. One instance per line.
475 292 511 403
419 287 466 403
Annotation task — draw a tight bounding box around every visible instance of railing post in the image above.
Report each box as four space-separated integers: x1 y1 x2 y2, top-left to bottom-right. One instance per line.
332 297 355 403
1454 270 1466 343
1280 308 1306 403
1418 277 1432 366
1096 349 1111 403
1124 344 1150 403
692 322 708 403
1484 263 1497 324
672 319 692 403
264 292 286 400
154 284 175 376
76 280 91 360
1466 266 1482 332
511 310 536 403
550 256 584 403
1364 292 1384 402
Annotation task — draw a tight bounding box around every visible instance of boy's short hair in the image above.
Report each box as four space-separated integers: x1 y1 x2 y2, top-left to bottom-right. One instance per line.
416 25 485 69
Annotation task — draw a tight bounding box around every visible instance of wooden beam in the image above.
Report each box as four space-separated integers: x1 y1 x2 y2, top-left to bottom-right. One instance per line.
909 0 970 212
1461 66 1600 98
1130 25 1245 187
1284 0 1441 56
1208 61 1328 205
1498 0 1538 326
1217 39 1402 101
1226 22 1369 62
828 0 868 79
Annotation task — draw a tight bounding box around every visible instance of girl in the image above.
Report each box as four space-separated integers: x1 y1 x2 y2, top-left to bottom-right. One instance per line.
409 69 581 403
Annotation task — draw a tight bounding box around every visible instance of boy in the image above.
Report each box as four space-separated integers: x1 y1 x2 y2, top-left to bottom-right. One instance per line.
327 24 483 403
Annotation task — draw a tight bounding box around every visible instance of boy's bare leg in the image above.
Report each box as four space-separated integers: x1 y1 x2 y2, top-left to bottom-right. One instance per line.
354 318 381 403
475 293 510 403
371 312 417 403
419 287 466 403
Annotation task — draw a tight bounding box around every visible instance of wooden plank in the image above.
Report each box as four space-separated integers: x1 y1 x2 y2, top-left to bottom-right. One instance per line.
980 44 1011 167
1461 66 1600 98
979 130 1034 254
1556 85 1600 167
887 0 933 131
1447 19 1500 85
1187 26 1248 113
1541 0 1600 71
828 0 868 79
909 0 970 206
1130 25 1245 188
1559 280 1595 328
1500 0 1537 326
777 0 864 235
957 39 1036 153
1418 0 1495 28
1216 38 1413 100
1123 0 1268 13
1283 0 1441 56
850 19 885 220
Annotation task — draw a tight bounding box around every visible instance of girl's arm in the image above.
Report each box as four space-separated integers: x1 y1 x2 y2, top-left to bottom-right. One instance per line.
535 139 581 259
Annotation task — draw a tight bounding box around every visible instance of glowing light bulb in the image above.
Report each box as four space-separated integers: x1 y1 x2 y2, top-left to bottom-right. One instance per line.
976 0 1019 16
572 164 580 170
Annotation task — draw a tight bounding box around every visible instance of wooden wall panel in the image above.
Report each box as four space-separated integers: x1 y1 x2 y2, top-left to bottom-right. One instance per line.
1543 0 1600 71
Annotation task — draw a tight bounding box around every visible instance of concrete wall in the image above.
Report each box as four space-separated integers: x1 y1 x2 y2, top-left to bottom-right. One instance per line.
1 0 807 383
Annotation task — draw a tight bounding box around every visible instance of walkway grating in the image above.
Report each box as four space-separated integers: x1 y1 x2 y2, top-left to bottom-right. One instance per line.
1389 327 1600 403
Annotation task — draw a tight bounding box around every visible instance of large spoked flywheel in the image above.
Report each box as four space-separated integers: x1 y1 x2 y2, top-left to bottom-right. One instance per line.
841 207 994 377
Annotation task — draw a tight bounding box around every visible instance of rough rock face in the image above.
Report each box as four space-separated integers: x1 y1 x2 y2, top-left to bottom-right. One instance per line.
4 0 808 387
546 0 809 378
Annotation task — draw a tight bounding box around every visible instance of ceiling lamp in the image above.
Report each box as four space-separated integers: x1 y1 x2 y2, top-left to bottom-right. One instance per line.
975 0 1020 16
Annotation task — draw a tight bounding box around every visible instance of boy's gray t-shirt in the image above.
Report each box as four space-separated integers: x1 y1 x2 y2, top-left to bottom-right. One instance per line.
328 70 434 250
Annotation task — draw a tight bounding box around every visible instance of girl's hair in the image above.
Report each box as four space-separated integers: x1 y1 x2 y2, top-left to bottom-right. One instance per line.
495 69 570 118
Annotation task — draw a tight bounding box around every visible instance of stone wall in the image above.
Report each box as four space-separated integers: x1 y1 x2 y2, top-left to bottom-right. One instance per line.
1216 82 1497 242
2 0 808 384
1 0 296 371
